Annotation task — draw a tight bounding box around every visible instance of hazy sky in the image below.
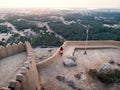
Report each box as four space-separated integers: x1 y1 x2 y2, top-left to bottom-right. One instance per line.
0 0 120 8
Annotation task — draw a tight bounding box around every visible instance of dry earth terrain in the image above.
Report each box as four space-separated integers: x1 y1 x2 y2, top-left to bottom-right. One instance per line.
38 46 120 90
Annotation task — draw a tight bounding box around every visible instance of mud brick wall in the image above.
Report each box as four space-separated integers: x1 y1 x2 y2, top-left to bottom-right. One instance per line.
0 42 26 59
0 42 41 90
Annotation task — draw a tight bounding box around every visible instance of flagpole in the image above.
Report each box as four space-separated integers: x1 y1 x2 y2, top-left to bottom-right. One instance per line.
84 25 89 55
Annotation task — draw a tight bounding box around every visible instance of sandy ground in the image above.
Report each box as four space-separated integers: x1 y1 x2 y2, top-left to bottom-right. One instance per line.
34 47 58 62
39 46 120 90
0 33 11 41
0 52 26 87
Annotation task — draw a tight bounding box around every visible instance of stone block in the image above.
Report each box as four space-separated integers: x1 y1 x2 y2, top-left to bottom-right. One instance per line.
63 59 77 67
16 74 23 82
56 76 65 82
0 87 10 90
8 80 17 90
20 67 27 75
24 61 30 69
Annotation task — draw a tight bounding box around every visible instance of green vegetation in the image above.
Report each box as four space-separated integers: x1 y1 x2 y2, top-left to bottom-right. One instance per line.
0 11 120 47
0 19 5 23
8 17 47 33
98 69 120 84
31 26 47 33
30 31 63 47
0 25 9 33
48 22 86 40
9 20 37 31
6 32 27 44
49 12 120 41
5 31 63 47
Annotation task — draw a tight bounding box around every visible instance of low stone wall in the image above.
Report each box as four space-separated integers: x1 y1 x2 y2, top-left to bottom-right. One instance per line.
0 42 26 59
37 40 120 69
62 40 120 47
0 42 41 90
37 48 61 69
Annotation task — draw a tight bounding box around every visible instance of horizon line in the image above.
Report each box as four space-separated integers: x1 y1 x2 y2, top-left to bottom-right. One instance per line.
0 7 120 10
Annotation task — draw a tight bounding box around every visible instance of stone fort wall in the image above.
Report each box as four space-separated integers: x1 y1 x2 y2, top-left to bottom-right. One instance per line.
63 40 120 47
0 42 41 90
0 42 26 59
37 40 120 69
0 40 120 90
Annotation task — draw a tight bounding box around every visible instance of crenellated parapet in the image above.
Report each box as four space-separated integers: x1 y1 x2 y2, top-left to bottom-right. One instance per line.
0 42 26 59
1 40 120 90
0 41 41 90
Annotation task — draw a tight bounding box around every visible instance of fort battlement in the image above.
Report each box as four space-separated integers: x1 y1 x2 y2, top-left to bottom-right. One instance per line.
0 42 40 90
0 40 120 90
0 42 26 59
37 40 120 69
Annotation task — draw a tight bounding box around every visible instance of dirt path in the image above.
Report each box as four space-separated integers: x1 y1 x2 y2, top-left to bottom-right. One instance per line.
43 22 66 41
0 22 24 36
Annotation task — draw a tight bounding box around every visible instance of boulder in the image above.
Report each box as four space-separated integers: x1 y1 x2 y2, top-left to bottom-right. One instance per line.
98 63 120 75
89 69 97 77
56 76 65 82
108 59 115 64
97 63 120 83
116 61 120 67
74 72 83 80
63 59 77 67
67 80 77 89
117 63 120 66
